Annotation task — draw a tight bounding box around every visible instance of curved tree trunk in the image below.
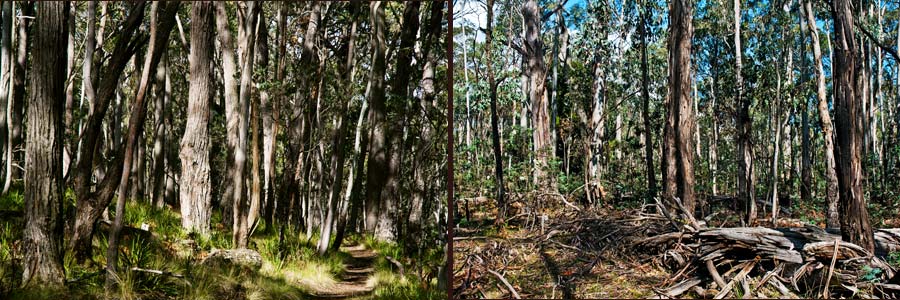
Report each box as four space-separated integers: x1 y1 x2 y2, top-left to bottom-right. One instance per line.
804 0 840 230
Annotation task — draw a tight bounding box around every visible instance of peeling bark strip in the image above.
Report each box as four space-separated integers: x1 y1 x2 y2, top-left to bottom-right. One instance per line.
804 0 840 230
523 0 554 191
664 0 695 214
831 0 875 253
22 1 68 287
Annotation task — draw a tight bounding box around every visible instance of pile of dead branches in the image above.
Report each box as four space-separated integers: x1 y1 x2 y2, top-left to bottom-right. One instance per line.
638 200 900 298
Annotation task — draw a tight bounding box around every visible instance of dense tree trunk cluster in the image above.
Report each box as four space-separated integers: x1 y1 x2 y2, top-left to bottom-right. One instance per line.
10 2 448 293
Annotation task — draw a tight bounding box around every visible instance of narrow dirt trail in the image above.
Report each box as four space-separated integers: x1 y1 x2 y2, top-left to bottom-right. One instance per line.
308 244 378 299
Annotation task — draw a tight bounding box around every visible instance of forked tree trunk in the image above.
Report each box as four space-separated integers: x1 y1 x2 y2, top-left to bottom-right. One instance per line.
69 2 146 263
22 1 68 287
107 1 179 287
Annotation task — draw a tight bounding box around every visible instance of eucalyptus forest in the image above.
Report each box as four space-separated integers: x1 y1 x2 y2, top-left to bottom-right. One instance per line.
453 0 900 298
0 1 448 299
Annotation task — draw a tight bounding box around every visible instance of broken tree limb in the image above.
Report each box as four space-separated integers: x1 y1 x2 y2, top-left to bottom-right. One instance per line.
487 269 521 299
130 267 184 278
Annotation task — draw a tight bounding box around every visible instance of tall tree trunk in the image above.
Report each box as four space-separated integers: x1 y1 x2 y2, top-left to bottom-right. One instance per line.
0 1 11 190
523 0 554 191
800 2 812 205
639 0 657 198
231 1 258 249
486 0 506 223
804 0 840 229
215 1 240 229
250 5 269 233
22 1 68 286
365 1 390 238
180 1 213 236
6 1 32 193
333 83 370 250
831 0 875 253
283 1 320 231
264 1 286 228
107 1 179 287
665 0 695 214
152 53 168 207
734 0 755 225
69 2 146 263
319 1 360 254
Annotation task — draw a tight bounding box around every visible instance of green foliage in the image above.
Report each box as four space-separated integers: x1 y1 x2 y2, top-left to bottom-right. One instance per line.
861 265 883 283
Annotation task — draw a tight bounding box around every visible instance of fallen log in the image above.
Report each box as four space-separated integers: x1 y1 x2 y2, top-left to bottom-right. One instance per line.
639 222 900 298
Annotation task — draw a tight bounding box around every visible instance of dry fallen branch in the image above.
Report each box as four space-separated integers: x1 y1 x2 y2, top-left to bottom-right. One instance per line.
486 269 521 299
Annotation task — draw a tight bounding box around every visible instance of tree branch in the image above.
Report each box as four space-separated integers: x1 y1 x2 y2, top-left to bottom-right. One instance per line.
856 21 900 62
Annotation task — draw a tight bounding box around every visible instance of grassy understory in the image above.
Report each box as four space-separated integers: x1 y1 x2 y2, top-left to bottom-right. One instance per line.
0 186 443 300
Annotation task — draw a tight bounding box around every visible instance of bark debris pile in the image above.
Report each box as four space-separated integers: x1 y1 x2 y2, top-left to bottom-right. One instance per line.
639 201 900 298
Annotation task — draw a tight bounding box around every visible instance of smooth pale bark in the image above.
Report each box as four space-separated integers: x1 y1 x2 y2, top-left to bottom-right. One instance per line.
463 26 471 150
180 1 214 235
0 1 11 190
249 6 269 232
264 1 286 227
69 2 146 263
587 36 605 204
804 0 840 229
77 1 97 159
664 0 695 214
734 0 755 225
232 1 258 249
708 45 720 196
107 1 179 287
6 2 32 193
831 0 875 253
63 3 73 156
22 1 68 286
215 1 239 229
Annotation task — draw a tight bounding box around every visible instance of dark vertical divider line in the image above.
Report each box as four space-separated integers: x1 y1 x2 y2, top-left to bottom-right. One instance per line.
446 0 455 299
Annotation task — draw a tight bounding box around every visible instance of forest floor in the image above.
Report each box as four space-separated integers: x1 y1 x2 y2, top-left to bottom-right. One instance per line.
307 244 377 299
453 193 900 299
0 186 442 300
